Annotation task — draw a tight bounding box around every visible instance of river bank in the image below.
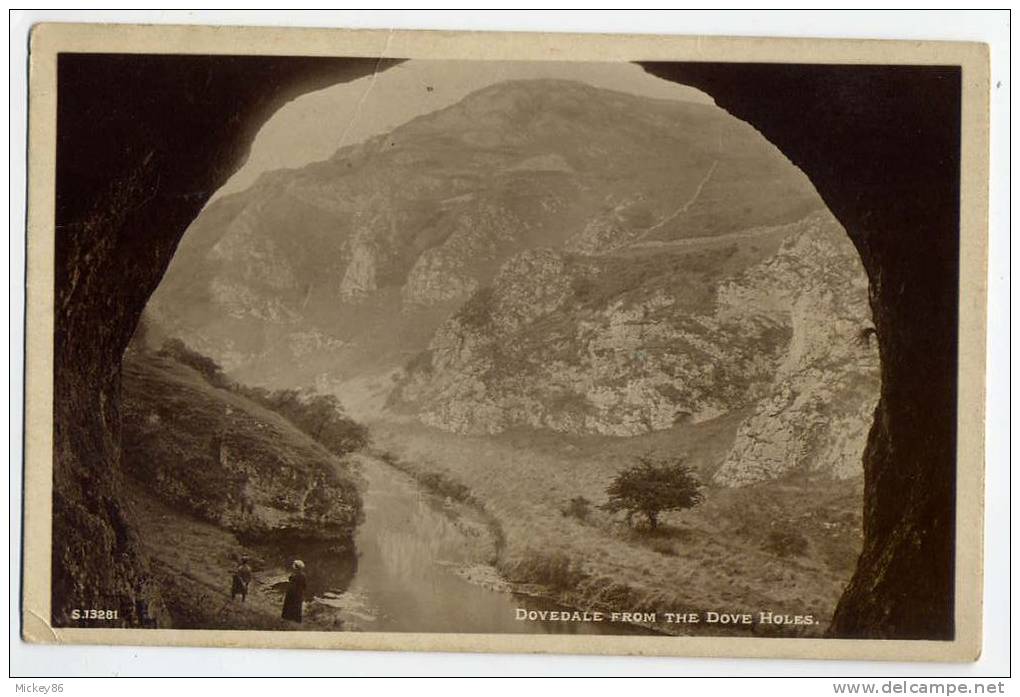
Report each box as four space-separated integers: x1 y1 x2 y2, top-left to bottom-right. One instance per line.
310 453 657 635
120 350 363 631
363 448 676 636
120 351 661 634
121 344 856 637
125 479 352 630
367 418 863 638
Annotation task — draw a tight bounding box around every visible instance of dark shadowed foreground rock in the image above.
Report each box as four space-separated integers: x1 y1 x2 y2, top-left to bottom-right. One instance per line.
51 54 394 627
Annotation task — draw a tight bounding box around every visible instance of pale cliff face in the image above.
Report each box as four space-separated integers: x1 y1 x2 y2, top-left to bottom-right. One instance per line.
339 235 379 300
712 217 880 485
394 210 879 484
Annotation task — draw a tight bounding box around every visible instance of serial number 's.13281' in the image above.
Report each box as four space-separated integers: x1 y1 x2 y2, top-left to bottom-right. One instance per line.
71 609 118 620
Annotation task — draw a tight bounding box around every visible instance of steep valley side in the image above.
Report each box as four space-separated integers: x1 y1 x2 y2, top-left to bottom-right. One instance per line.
393 211 879 486
145 79 824 411
119 350 364 629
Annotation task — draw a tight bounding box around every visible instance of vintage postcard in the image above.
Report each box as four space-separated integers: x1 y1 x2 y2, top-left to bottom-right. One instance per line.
21 23 989 660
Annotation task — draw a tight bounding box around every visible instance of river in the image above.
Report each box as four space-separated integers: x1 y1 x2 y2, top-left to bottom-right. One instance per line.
309 454 657 635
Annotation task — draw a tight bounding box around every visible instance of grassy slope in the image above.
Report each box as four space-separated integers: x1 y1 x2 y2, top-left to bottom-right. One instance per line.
121 351 359 630
370 416 862 637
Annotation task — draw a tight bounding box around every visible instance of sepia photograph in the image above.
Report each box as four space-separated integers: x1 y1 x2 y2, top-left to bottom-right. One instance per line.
20 22 990 661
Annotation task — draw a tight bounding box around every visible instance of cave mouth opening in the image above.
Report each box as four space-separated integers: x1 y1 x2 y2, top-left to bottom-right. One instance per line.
51 54 958 640
130 58 881 636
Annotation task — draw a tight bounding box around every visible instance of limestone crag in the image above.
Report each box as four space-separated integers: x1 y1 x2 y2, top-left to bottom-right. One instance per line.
713 218 880 485
396 211 880 481
339 234 379 300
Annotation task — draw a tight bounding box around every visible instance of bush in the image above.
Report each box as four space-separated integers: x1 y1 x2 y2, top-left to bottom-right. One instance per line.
159 338 231 389
158 339 368 458
764 528 809 558
417 471 474 504
502 551 587 591
648 539 677 556
561 496 592 522
456 287 495 329
569 275 598 305
242 388 368 457
602 455 704 530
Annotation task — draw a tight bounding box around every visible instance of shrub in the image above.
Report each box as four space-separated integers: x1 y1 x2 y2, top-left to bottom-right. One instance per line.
569 275 598 305
157 339 368 458
764 528 810 558
648 539 677 556
456 287 495 329
561 496 592 522
249 389 368 457
417 471 474 504
502 551 587 591
856 325 878 347
159 338 231 389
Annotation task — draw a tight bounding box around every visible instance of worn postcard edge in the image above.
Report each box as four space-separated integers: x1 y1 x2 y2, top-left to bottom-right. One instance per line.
21 22 991 662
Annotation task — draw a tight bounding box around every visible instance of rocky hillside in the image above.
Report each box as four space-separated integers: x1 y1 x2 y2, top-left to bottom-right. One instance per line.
145 79 821 403
120 350 362 543
712 220 881 485
391 211 879 480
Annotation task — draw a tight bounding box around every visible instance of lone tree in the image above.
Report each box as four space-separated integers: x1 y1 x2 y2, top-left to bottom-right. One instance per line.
602 456 704 530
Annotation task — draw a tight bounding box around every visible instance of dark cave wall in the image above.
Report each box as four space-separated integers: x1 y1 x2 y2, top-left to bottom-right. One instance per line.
641 63 961 639
51 54 397 626
48 55 961 639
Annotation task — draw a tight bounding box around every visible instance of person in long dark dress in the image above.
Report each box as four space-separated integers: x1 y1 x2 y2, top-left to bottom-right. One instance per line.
231 556 253 602
281 559 306 623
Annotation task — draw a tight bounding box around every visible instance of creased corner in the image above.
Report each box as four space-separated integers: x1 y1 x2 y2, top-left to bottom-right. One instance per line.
21 607 60 644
